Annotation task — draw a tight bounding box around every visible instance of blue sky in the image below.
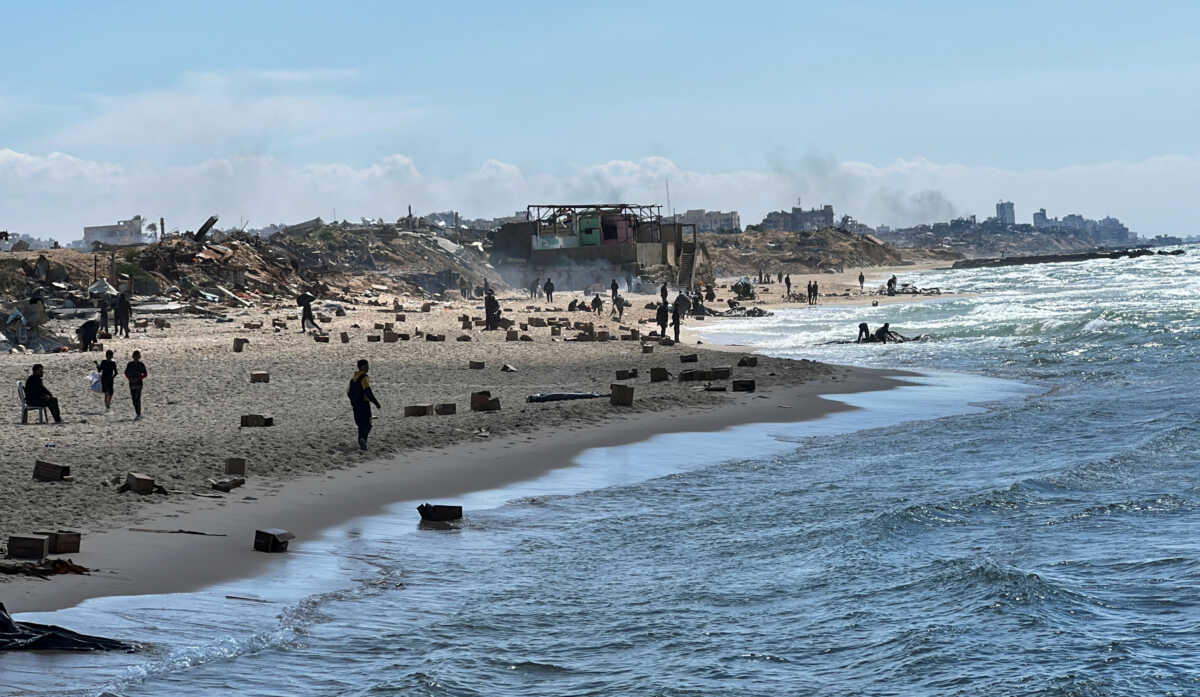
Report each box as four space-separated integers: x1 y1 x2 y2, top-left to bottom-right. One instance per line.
1 1 1198 239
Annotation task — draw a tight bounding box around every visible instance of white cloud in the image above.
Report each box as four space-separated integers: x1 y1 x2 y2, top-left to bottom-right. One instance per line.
41 70 421 162
0 149 1194 241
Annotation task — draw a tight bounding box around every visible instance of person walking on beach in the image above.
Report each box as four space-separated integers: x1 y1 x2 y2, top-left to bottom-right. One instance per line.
784 273 792 299
656 301 669 337
300 300 321 333
23 364 64 424
858 271 865 291
812 280 819 305
347 358 382 451
610 278 619 301
124 350 147 421
591 294 604 316
543 278 554 303
670 302 681 342
529 277 540 300
95 349 118 410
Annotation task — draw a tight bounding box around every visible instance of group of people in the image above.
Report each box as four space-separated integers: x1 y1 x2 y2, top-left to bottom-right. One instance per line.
22 349 148 425
804 280 820 305
97 293 133 338
856 322 898 344
527 278 555 303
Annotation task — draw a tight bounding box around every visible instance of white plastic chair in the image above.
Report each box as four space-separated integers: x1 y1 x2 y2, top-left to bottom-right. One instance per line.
18 381 47 424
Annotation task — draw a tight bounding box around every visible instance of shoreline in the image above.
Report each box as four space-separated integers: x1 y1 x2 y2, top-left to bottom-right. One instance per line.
4 265 954 615
10 363 915 613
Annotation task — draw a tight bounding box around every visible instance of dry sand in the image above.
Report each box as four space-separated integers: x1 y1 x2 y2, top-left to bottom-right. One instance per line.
1 272 948 612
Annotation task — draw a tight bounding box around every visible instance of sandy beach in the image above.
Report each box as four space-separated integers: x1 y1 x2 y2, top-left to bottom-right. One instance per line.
2 264 943 613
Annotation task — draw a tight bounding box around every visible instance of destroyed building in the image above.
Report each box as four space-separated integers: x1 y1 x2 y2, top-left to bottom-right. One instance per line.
82 216 152 247
489 204 709 290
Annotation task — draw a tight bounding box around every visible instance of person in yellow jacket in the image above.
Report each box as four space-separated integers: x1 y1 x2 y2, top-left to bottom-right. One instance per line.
347 359 382 450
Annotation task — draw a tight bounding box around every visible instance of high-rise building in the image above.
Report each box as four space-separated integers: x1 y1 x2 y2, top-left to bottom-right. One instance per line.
995 201 1016 226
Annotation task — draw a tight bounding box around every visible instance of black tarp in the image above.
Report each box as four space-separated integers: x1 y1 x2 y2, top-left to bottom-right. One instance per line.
0 603 134 652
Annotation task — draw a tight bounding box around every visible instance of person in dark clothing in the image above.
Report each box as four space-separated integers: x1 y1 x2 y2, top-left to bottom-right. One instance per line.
784 274 792 299
656 302 669 337
812 280 819 305
777 272 783 283
873 322 891 344
660 283 668 305
76 319 99 352
98 298 110 332
613 294 626 320
567 299 579 312
858 271 865 290
887 275 897 295
610 278 619 301
670 303 681 342
705 285 716 302
484 290 500 330
95 349 118 410
347 358 382 450
114 293 132 338
124 350 147 420
591 294 603 316
857 323 871 343
23 364 63 423
806 281 813 304
529 278 539 299
543 278 554 303
300 301 321 333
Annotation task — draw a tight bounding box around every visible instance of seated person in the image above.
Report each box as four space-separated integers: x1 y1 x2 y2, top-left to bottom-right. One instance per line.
24 364 63 423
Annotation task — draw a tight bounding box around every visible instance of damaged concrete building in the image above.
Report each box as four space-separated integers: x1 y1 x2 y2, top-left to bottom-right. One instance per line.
489 204 708 291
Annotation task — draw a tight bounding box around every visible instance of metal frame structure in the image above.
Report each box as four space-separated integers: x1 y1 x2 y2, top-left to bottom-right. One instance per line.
527 204 663 242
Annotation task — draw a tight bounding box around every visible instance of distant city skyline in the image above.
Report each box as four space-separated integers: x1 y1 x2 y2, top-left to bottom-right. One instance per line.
1 2 1198 240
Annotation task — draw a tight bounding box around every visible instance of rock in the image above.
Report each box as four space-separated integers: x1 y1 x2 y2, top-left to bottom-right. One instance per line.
732 379 756 392
249 371 270 383
680 354 698 363
469 360 485 369
434 403 457 415
240 414 274 427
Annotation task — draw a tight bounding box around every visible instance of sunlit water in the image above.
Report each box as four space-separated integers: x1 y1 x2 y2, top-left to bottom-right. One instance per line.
6 247 1200 696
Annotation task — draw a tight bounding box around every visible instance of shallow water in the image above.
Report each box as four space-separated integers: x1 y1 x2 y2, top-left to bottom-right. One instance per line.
7 246 1200 696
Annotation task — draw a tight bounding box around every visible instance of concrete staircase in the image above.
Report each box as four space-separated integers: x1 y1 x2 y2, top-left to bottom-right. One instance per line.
677 241 696 289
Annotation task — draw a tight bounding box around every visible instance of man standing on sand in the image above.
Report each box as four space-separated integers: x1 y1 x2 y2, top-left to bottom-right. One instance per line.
670 302 682 342
660 282 668 305
347 358 382 451
484 289 500 330
859 271 865 291
543 278 554 303
784 273 792 299
23 364 64 424
611 278 619 301
124 350 147 421
114 293 131 338
656 301 669 337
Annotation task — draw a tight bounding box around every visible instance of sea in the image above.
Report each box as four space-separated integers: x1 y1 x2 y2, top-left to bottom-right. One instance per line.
4 247 1199 696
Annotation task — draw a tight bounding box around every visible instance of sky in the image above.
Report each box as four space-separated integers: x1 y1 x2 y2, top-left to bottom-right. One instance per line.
1 1 1198 240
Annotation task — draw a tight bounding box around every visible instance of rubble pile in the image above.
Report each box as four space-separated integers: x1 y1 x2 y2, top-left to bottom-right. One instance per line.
703 226 907 275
